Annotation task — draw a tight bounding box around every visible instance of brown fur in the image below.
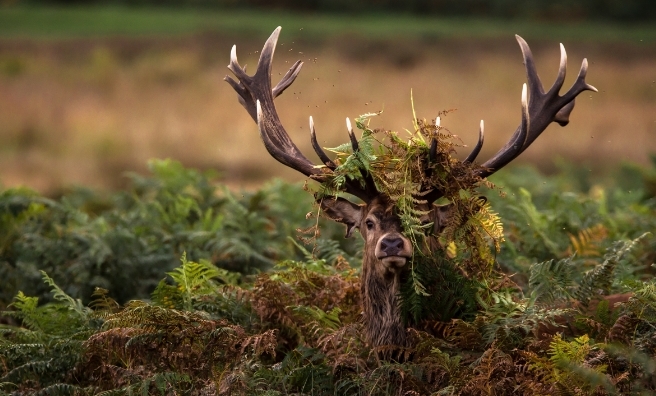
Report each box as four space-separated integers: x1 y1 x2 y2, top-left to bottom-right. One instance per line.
321 196 452 348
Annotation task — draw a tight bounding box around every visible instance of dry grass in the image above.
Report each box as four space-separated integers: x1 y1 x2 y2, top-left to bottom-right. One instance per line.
0 32 655 193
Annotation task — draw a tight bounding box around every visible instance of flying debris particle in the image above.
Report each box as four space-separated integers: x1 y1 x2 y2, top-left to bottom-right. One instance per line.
299 52 304 54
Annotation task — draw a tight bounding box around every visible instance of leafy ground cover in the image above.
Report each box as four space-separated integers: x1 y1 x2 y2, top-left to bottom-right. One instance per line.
1 156 655 394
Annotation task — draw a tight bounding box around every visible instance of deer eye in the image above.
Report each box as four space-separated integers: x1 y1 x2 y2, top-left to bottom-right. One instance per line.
365 220 375 230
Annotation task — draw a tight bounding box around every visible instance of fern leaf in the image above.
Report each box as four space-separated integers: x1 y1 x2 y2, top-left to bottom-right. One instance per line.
574 233 649 306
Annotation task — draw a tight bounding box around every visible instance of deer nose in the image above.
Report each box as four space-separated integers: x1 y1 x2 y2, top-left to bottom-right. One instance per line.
381 237 404 256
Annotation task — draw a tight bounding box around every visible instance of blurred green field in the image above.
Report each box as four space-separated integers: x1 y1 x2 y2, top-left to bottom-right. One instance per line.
2 6 656 42
0 6 655 193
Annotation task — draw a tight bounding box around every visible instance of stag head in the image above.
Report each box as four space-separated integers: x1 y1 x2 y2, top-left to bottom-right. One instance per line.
225 27 596 349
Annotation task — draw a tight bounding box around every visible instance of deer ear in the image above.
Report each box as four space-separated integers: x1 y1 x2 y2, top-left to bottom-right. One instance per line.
319 197 363 238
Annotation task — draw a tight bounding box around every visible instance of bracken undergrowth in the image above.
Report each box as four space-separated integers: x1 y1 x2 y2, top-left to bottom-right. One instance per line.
1 116 656 395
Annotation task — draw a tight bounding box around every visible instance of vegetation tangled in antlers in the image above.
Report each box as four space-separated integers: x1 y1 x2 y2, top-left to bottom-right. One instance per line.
312 111 504 318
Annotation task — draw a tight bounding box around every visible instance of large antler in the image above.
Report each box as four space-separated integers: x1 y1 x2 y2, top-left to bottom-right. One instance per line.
471 35 597 178
419 35 596 203
225 27 378 202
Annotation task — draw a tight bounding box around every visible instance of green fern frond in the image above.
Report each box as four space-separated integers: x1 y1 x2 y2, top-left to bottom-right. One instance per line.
40 271 91 320
291 306 342 331
5 292 41 332
529 255 575 304
575 233 649 306
155 253 226 311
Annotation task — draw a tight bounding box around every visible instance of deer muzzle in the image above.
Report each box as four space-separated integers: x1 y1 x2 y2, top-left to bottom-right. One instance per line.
376 233 412 272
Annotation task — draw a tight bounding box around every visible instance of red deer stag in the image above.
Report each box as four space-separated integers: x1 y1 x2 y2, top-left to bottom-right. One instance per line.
225 27 596 349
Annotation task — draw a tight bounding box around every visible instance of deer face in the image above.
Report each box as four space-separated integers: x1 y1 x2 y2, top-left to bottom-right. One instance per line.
321 196 459 278
321 196 412 278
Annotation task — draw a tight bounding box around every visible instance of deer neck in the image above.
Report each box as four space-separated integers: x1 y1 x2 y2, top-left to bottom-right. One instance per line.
360 252 407 348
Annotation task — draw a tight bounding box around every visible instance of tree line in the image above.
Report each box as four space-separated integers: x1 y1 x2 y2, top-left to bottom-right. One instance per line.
18 0 656 22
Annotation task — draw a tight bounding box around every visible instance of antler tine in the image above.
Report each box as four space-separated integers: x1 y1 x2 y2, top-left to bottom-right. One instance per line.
476 37 595 179
428 139 438 162
415 116 444 205
227 27 378 203
464 120 485 164
560 58 598 105
516 35 545 99
345 117 379 196
310 116 337 170
226 27 306 122
428 116 440 161
548 43 568 96
346 117 359 152
225 27 317 178
273 60 303 98
552 59 597 127
519 83 530 145
227 44 248 80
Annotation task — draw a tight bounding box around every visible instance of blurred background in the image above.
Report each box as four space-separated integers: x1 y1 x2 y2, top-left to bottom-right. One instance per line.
0 0 654 194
